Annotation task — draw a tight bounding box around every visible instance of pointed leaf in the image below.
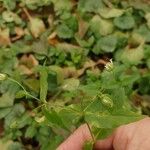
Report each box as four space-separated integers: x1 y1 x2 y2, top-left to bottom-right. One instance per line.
40 67 48 103
43 107 68 129
99 8 125 19
85 113 144 129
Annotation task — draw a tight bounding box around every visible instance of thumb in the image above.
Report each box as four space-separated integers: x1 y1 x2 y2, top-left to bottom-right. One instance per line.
57 124 92 150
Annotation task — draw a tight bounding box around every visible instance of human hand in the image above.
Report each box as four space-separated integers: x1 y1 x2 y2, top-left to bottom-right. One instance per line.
57 118 150 150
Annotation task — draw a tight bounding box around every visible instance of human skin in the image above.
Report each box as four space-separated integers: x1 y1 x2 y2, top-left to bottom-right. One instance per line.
57 117 150 150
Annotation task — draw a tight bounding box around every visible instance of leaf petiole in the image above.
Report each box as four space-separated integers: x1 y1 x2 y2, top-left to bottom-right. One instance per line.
8 77 40 101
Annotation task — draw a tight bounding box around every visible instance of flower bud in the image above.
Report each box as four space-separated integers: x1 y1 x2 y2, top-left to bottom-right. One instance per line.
100 94 113 108
0 73 7 81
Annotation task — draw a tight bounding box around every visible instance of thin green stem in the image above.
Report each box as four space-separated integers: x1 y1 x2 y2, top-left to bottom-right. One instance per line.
95 129 102 139
50 104 82 115
83 95 97 112
50 90 62 101
33 103 47 112
8 77 40 101
86 121 95 143
82 101 95 144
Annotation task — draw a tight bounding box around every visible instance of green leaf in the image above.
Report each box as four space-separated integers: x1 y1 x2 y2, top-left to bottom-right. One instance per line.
111 88 127 109
47 71 58 92
23 0 51 10
120 74 140 87
49 66 64 85
51 0 73 12
75 35 95 48
29 17 46 38
25 125 37 138
62 78 80 91
0 92 15 108
43 107 68 130
113 31 128 48
128 0 150 12
2 11 22 24
83 141 93 150
121 43 144 65
47 136 63 150
59 104 82 127
78 0 104 13
93 128 114 140
23 79 40 93
114 14 135 30
99 8 125 19
79 82 101 97
92 35 117 54
85 113 144 129
90 15 114 37
64 15 78 32
5 104 25 128
10 113 32 129
145 13 150 29
56 24 74 39
7 142 23 150
0 139 13 150
136 25 150 42
2 11 14 22
138 74 150 94
0 108 11 119
39 67 48 103
129 32 145 46
2 0 16 10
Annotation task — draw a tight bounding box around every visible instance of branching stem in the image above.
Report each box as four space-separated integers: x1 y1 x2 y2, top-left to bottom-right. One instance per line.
8 77 40 101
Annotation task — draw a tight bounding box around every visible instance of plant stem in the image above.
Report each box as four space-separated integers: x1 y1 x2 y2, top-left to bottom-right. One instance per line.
8 77 40 101
86 121 95 143
83 95 97 112
22 7 32 21
33 103 47 112
51 90 62 101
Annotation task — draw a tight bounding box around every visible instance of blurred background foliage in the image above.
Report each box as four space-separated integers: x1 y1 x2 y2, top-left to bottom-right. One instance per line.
0 0 150 149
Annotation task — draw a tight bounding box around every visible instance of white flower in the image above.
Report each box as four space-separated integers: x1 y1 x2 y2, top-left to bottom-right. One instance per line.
105 59 114 71
0 73 7 81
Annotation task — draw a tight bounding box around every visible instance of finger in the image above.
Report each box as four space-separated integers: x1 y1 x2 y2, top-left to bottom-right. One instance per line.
57 124 92 150
94 134 114 150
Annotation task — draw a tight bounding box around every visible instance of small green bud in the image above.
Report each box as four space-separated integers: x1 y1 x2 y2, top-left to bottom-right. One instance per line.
0 73 7 81
100 94 113 108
